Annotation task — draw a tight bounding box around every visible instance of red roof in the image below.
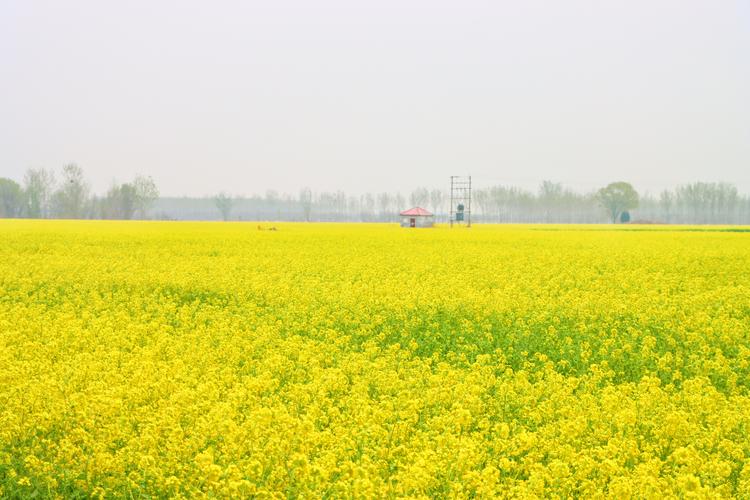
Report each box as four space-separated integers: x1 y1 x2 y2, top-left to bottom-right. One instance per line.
400 207 433 216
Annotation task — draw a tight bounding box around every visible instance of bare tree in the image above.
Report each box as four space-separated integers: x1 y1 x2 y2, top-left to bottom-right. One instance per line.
265 190 279 208
377 193 393 221
429 189 444 218
723 182 739 225
394 193 406 214
539 181 563 222
409 187 429 209
317 192 333 221
474 188 490 222
58 163 90 219
347 195 360 219
361 193 375 221
233 194 246 220
133 174 159 219
335 191 347 220
299 187 313 222
659 190 673 223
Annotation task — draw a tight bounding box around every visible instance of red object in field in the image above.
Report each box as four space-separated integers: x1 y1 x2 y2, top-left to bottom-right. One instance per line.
399 207 433 216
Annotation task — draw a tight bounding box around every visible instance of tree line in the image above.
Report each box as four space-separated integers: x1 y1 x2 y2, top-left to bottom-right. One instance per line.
157 188 446 222
157 181 748 225
0 164 159 220
476 181 750 225
2 167 748 224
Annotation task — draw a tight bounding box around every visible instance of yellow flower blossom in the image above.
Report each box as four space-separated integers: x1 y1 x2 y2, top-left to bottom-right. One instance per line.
0 221 748 498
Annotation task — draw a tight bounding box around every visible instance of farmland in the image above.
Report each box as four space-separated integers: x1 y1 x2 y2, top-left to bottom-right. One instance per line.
1 221 749 499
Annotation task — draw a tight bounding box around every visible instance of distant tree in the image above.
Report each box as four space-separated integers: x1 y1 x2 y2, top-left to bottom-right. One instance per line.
474 189 490 221
214 191 234 220
21 172 41 218
539 181 563 222
597 182 639 224
675 181 740 224
334 191 346 220
429 189 444 217
265 190 279 209
488 186 508 222
133 174 159 219
620 211 630 223
394 193 406 213
377 193 393 221
120 183 136 220
361 193 375 221
23 185 42 219
347 195 360 219
659 190 673 223
104 181 121 219
722 182 739 225
58 163 90 219
23 168 56 218
234 194 245 220
409 187 429 208
0 178 24 218
299 187 313 222
103 180 136 220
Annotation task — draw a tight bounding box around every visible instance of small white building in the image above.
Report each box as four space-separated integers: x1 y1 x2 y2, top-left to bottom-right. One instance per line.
400 207 434 228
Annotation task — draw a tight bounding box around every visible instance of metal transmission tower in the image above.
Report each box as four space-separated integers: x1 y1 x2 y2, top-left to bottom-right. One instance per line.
450 176 471 227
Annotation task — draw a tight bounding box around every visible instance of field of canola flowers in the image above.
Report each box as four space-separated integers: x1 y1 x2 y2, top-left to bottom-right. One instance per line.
1 221 749 500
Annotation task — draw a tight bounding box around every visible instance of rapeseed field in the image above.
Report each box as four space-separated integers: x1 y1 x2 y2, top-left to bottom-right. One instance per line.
1 221 749 499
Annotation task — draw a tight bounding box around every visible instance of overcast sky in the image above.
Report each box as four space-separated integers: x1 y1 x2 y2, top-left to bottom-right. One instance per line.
1 0 749 197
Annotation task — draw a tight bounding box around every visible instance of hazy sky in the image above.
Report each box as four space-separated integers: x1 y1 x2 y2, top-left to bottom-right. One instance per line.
2 1 749 197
